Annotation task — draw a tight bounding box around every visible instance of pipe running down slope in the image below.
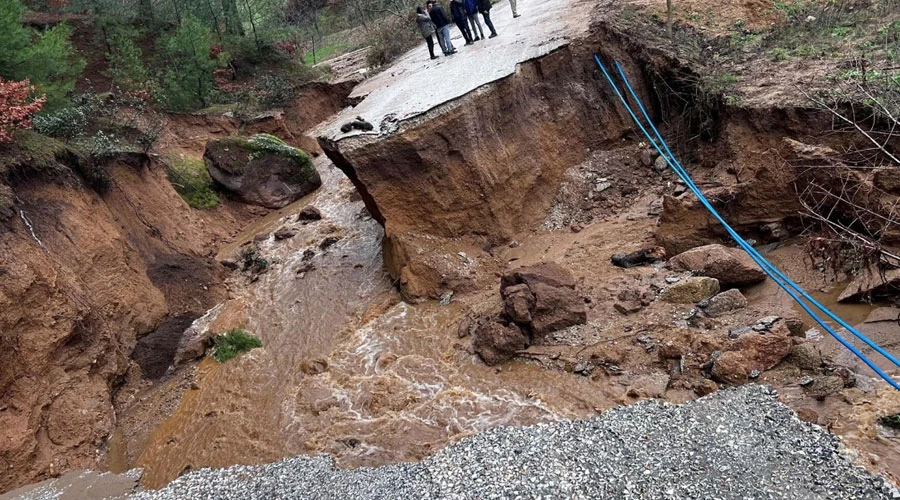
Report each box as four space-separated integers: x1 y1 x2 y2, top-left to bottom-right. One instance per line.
593 55 900 391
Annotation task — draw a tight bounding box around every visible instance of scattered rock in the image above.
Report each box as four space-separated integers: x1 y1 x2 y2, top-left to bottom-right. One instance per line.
647 198 663 216
668 244 766 287
659 277 720 304
253 233 269 243
439 291 453 306
220 259 239 270
298 205 323 221
694 378 719 396
701 288 747 317
805 375 845 400
339 116 374 133
319 236 341 250
639 148 658 167
500 263 586 342
799 375 815 386
784 317 804 336
711 351 749 384
614 300 643 315
837 267 900 303
652 155 668 173
788 343 822 370
502 284 535 324
273 228 297 240
610 246 666 268
570 224 583 233
472 322 528 366
625 373 670 398
204 134 321 209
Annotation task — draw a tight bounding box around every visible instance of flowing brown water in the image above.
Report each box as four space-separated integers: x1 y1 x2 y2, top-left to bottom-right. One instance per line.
135 159 614 488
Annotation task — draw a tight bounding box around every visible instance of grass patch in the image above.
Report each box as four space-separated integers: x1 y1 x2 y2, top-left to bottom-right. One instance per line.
303 42 350 64
212 327 263 363
240 245 269 273
166 156 220 209
880 413 900 429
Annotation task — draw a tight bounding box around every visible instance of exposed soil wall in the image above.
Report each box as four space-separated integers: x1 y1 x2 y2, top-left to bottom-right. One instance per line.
0 157 251 493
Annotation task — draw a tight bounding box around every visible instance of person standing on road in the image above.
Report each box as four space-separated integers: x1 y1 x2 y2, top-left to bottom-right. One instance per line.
416 7 439 60
464 0 484 41
477 0 498 38
450 0 473 45
427 1 457 55
509 0 520 17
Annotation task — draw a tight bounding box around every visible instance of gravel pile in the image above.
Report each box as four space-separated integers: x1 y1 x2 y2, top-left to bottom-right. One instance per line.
131 385 897 500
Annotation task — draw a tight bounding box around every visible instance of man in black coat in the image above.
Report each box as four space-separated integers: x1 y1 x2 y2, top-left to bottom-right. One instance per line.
427 1 457 55
450 0 473 45
477 0 498 38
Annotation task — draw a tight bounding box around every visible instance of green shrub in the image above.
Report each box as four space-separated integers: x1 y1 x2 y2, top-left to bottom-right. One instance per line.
166 156 220 209
880 413 900 429
212 327 263 362
106 29 150 91
240 245 269 273
366 15 420 68
32 106 88 142
256 74 295 108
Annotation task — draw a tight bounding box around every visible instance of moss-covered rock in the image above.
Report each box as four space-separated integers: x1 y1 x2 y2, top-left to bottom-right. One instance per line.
203 133 321 209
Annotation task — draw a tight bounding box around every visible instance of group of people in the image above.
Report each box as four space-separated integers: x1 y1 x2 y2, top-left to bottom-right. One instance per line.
415 0 519 59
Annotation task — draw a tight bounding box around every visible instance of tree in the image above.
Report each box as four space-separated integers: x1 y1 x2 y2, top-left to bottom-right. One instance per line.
0 78 46 142
0 0 84 109
159 17 221 110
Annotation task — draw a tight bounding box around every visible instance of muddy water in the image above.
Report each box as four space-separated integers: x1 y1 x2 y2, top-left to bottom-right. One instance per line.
135 159 610 488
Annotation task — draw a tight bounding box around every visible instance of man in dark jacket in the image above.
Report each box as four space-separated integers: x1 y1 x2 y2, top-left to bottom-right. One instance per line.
427 1 457 55
450 0 473 45
477 0 498 38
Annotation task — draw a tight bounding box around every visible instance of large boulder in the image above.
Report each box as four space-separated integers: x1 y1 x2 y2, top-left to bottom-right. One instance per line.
668 244 766 287
711 323 793 384
204 134 321 209
472 321 528 366
500 263 586 342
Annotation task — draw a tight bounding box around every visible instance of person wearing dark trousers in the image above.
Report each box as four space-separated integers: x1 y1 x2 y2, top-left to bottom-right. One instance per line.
464 0 483 41
477 0 498 38
427 1 456 55
450 0 473 45
416 7 439 59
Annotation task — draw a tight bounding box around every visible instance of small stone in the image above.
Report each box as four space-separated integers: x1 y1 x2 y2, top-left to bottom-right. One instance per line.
728 326 752 339
788 343 822 370
795 407 819 424
439 291 454 306
273 228 296 240
749 369 760 379
799 376 814 386
319 236 341 249
652 155 668 173
297 205 323 221
659 277 720 304
665 277 680 284
571 224 583 233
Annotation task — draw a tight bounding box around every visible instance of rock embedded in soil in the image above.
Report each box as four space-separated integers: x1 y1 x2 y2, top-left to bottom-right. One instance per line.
659 276 720 304
701 288 747 317
500 263 586 341
471 321 528 366
204 134 321 209
667 244 766 287
273 228 296 240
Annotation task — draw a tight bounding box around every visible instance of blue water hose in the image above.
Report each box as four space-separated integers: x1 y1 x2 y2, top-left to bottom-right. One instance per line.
593 54 900 391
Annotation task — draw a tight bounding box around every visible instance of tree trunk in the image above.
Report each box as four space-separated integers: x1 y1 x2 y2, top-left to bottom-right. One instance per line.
666 0 673 37
222 0 245 36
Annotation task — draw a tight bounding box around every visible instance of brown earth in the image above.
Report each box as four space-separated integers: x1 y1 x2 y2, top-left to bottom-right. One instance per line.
0 77 354 493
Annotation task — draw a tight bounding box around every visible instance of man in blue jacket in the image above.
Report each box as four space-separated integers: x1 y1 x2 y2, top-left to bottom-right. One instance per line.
450 0 473 45
464 0 484 41
427 1 457 55
477 0 498 38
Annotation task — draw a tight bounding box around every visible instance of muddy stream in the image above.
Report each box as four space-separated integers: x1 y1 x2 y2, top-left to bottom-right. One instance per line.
132 159 616 488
